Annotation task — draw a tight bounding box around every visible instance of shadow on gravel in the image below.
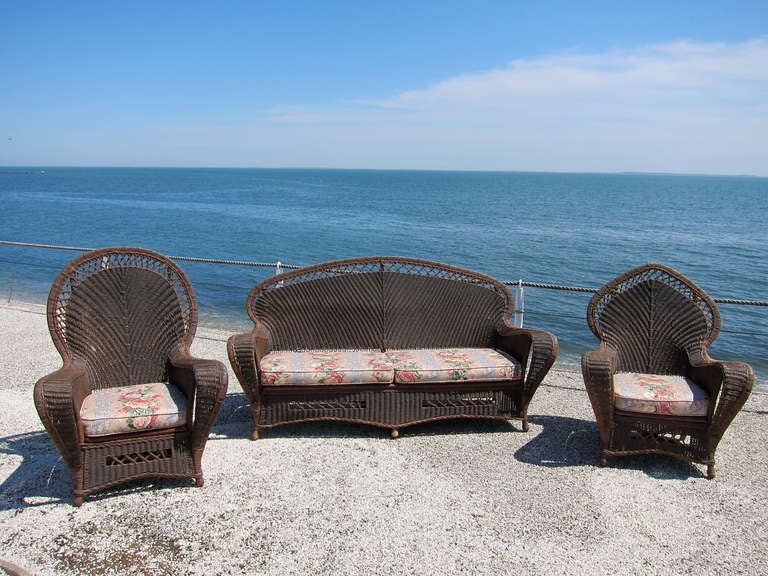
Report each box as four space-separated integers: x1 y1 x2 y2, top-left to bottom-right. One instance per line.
0 431 200 510
515 414 707 479
514 415 598 468
210 392 252 438
0 430 71 510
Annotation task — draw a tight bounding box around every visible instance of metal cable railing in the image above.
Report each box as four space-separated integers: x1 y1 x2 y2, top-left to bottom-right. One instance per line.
2 239 767 307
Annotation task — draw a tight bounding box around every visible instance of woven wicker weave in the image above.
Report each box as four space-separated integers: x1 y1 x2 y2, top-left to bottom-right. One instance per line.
34 247 228 505
582 263 754 477
228 256 558 438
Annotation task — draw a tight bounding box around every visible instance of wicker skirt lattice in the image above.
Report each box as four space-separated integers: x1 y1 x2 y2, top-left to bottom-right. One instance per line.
82 434 195 490
612 416 710 462
106 448 173 467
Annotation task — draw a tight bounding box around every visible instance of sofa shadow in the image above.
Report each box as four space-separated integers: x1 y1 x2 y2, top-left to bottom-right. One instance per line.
515 414 707 479
212 392 524 440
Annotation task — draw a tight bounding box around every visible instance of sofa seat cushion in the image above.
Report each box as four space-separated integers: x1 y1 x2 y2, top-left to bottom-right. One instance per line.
260 350 395 386
613 373 709 417
387 348 522 384
80 382 188 438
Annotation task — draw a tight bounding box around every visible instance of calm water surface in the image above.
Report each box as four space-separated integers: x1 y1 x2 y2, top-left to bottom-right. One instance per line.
1 167 766 385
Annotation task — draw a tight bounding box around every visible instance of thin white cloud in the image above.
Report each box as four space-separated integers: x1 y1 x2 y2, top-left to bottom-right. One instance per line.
10 39 765 173
255 39 768 174
385 39 768 105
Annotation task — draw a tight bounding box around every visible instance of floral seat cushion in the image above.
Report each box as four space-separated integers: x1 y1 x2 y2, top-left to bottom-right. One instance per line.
80 382 188 438
387 348 522 384
260 350 395 386
613 373 709 417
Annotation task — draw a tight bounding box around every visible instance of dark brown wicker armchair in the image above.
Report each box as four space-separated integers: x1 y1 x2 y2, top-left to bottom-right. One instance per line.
582 263 753 478
34 247 228 505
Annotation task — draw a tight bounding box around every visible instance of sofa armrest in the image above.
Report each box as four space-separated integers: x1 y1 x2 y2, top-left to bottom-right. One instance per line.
33 364 89 473
496 325 558 406
169 353 228 451
227 331 270 406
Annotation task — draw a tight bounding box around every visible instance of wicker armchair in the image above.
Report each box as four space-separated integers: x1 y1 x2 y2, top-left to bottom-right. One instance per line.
34 247 228 505
582 263 753 478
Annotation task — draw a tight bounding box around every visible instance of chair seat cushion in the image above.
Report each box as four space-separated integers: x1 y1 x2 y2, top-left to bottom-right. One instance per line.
613 373 709 417
387 348 522 384
80 382 188 438
260 350 395 386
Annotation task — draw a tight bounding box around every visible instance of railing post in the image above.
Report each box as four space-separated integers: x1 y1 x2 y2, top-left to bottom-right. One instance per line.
514 280 525 327
7 269 15 304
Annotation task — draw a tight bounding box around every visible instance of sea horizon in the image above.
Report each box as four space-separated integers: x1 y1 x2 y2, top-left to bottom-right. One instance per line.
2 165 767 179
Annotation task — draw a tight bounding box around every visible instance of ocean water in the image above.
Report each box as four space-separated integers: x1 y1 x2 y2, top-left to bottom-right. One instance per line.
1 167 766 386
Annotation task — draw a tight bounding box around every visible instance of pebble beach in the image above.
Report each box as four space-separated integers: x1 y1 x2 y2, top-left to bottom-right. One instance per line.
1 302 766 576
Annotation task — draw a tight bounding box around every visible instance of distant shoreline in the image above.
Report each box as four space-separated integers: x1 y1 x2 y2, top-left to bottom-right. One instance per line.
0 165 765 179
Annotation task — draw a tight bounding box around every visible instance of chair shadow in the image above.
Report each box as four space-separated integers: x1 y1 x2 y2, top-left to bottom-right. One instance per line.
1 392 257 510
0 431 201 511
514 415 599 468
210 392 253 438
515 414 707 479
0 430 72 510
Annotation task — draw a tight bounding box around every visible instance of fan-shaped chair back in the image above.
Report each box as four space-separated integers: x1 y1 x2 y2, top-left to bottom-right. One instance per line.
586 263 720 375
47 247 197 390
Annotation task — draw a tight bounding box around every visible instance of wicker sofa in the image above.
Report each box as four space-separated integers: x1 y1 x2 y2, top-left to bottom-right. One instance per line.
228 256 558 439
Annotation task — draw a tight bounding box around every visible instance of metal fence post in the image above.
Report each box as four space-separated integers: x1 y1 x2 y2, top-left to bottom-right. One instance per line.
514 280 525 327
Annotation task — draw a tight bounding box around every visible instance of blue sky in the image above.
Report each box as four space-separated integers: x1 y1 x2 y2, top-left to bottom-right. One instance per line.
2 0 767 174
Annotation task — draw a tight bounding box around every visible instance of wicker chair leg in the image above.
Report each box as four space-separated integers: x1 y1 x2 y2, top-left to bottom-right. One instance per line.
390 429 400 439
521 417 530 432
193 449 204 486
599 453 608 467
251 428 260 441
73 469 85 507
707 463 716 479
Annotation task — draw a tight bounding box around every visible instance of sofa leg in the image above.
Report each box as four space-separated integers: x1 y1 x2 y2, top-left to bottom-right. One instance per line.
390 429 399 439
521 418 530 432
73 494 84 507
707 463 716 479
251 428 260 441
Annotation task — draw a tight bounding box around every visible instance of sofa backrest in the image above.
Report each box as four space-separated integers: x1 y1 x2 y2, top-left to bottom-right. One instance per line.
247 257 512 351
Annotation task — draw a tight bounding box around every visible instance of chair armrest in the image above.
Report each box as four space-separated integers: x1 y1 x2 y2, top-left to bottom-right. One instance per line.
688 357 754 443
169 354 228 451
496 325 558 406
227 330 271 406
33 364 89 473
581 347 619 445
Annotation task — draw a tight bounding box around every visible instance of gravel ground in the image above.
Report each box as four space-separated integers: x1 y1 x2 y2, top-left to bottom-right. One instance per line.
1 303 766 576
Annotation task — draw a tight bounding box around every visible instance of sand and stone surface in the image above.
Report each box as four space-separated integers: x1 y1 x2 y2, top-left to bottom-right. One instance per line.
1 303 766 576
